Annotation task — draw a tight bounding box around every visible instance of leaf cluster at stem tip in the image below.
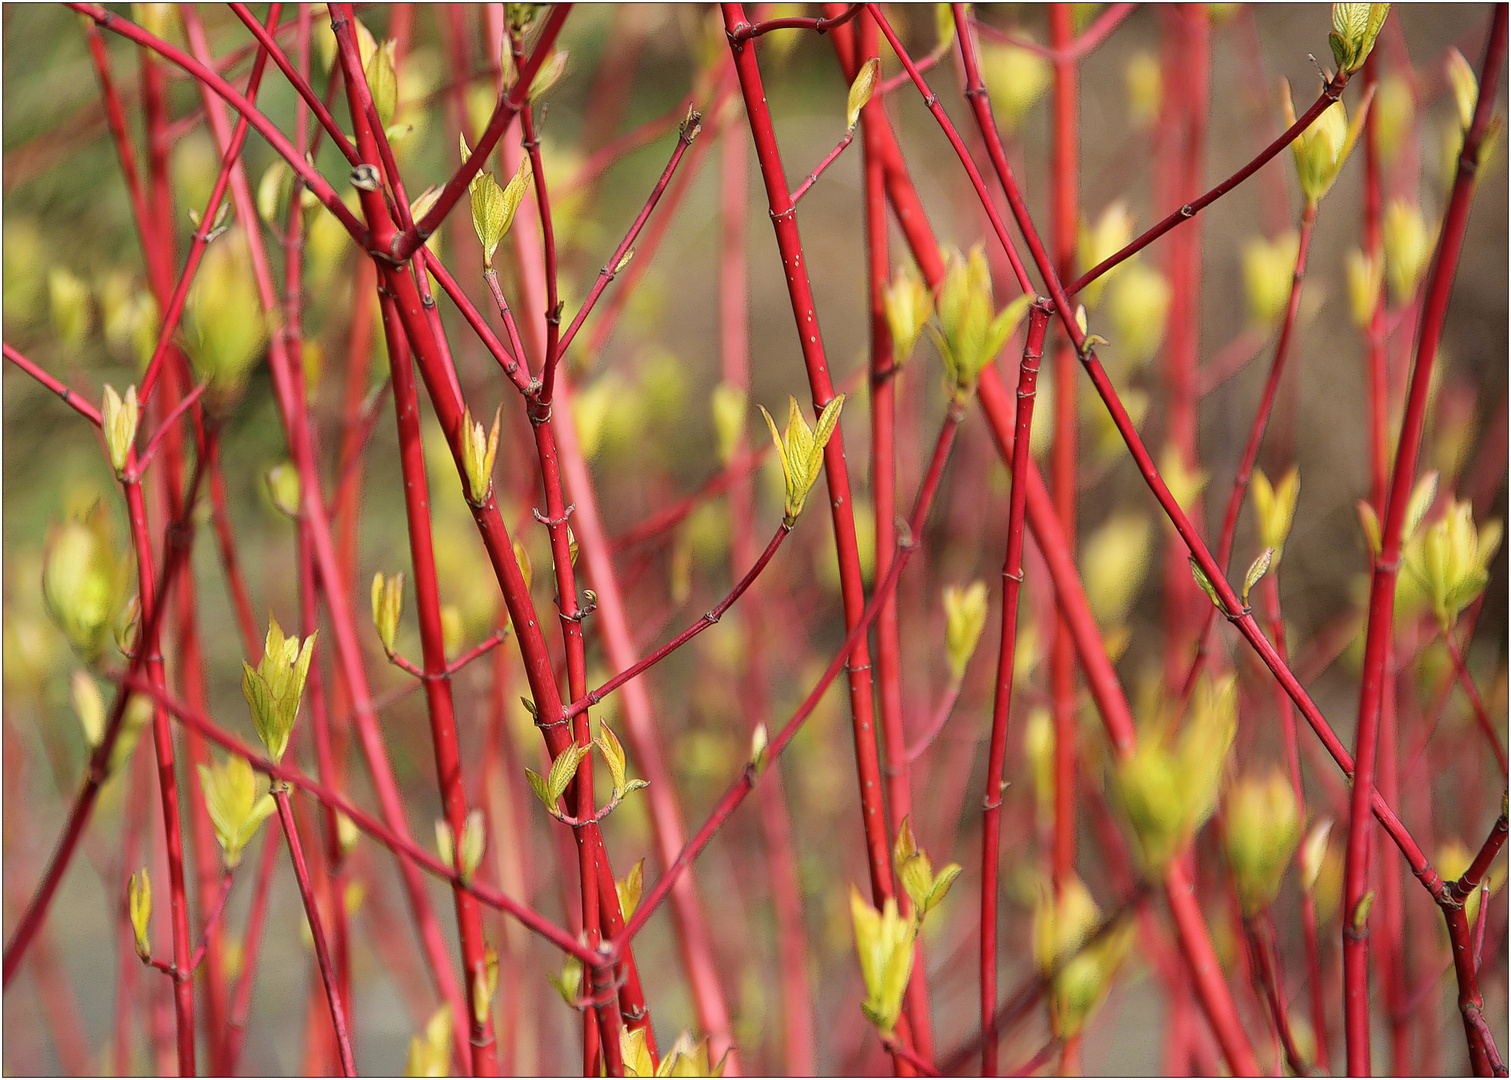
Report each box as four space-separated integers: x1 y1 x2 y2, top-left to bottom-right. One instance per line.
759 395 845 526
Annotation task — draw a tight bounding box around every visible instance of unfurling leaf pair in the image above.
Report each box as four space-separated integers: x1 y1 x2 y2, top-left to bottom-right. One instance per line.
1113 675 1238 872
526 724 647 818
941 581 988 681
759 395 845 527
621 1027 726 1077
883 262 932 366
1327 4 1389 76
371 571 405 654
1281 78 1372 207
461 133 533 268
241 616 316 765
1031 874 1133 1037
1222 770 1302 916
849 886 914 1034
932 246 1032 402
1404 499 1502 631
199 753 277 869
594 722 647 803
101 384 139 478
1188 527 1273 613
893 817 961 921
460 404 502 506
1251 466 1301 564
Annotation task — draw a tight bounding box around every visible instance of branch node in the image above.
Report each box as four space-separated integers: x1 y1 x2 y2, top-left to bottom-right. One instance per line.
532 503 576 527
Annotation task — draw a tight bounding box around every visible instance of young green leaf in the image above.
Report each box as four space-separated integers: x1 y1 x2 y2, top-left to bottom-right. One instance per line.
1188 558 1223 610
128 867 152 960
524 768 552 811
1242 547 1274 605
594 722 627 796
616 858 644 917
546 742 591 805
846 57 880 131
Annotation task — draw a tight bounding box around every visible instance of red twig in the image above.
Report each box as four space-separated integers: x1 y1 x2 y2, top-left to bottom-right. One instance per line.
1444 632 1510 776
1183 204 1317 697
981 305 1050 1073
395 6 570 260
611 407 963 964
273 787 356 1075
1346 11 1507 1070
2 344 103 426
561 525 790 722
725 0 900 940
1066 74 1349 296
790 128 856 204
70 3 367 243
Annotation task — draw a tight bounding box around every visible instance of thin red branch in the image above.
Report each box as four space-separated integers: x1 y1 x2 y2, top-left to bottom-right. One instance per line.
981 305 1050 1073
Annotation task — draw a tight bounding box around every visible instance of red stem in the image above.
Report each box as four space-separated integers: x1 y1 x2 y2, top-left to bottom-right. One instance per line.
981 305 1050 1073
273 787 356 1075
395 6 571 260
554 112 702 361
1066 73 1350 296
730 4 863 41
562 525 790 721
122 477 195 1075
1045 24 1080 1038
720 118 817 1074
1245 914 1307 1075
225 2 360 164
849 6 932 1049
379 291 502 1073
790 129 856 204
724 0 900 935
70 4 367 242
1183 204 1317 698
1 441 210 991
612 409 963 958
120 673 601 964
327 11 500 1067
1345 11 1507 1071
2 344 103 425
1444 632 1509 776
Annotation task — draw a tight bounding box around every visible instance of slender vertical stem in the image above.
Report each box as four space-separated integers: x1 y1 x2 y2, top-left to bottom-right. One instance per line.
982 306 1051 1074
273 787 356 1076
377 292 500 1074
856 10 933 1057
221 827 279 1071
122 477 195 1076
720 117 817 1075
1257 575 1329 1073
723 0 898 932
1345 12 1507 1070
